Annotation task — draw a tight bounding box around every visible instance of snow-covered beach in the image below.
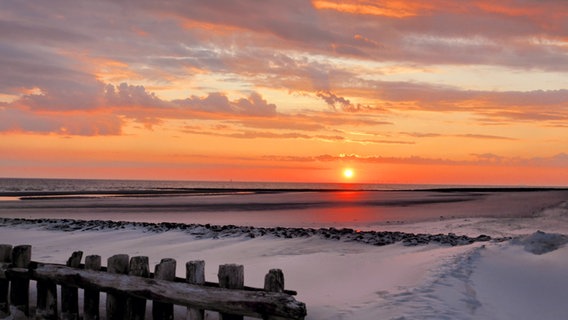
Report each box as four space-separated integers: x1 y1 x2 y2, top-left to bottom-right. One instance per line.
2 187 568 319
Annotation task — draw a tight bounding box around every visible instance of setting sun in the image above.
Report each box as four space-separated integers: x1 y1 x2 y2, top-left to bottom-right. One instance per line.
343 168 354 179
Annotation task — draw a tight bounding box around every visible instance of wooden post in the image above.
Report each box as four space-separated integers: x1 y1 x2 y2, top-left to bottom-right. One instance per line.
84 255 101 320
186 260 205 320
153 258 176 320
218 264 244 320
264 269 285 293
36 278 58 320
0 244 12 318
126 256 149 320
106 254 129 320
10 244 31 317
61 251 83 320
263 269 287 320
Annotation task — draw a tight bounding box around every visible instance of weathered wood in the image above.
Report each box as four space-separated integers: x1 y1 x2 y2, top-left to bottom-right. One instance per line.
218 264 245 320
126 256 149 320
106 254 129 320
14 264 306 319
153 258 176 320
61 251 83 320
264 269 285 293
84 255 102 320
36 278 58 320
10 245 31 316
263 269 291 320
0 244 12 317
186 260 205 320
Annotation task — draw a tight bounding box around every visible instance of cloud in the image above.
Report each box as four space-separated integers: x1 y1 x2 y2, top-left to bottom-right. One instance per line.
316 90 370 112
0 19 90 45
184 127 312 140
401 132 517 141
234 92 277 116
456 134 517 141
174 91 277 117
156 0 337 46
0 108 122 135
1 79 281 134
338 79 568 123
263 152 568 168
1 0 568 140
105 83 167 108
471 153 568 167
0 43 102 109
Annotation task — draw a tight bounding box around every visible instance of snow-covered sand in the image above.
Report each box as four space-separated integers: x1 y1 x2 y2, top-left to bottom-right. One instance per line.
1 193 568 319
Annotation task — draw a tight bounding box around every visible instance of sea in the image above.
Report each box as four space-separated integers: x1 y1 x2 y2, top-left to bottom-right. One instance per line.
0 177 459 195
1 178 567 228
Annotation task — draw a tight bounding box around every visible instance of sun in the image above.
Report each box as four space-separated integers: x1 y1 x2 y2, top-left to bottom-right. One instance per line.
343 168 354 179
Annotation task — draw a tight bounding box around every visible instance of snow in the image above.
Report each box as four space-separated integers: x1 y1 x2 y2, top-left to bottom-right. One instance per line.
1 196 568 319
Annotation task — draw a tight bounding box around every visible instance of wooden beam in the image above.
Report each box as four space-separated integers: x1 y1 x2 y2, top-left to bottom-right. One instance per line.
11 264 306 319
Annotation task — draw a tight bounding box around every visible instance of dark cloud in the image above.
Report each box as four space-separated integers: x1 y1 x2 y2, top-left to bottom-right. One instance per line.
317 90 362 112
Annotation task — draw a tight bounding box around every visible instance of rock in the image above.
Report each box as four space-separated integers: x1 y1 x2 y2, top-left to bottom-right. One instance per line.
0 217 495 248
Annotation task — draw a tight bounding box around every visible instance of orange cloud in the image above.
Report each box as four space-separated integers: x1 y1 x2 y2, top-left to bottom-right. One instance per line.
312 0 428 18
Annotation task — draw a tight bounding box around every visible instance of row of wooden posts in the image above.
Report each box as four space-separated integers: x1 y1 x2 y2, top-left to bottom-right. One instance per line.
0 244 307 320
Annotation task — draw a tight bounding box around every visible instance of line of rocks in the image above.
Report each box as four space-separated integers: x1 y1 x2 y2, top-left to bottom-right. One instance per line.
0 218 508 247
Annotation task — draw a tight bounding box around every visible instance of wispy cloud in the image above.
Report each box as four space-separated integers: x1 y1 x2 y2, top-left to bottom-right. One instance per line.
264 152 568 168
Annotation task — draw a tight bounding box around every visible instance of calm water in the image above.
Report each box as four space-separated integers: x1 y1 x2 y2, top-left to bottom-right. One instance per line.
1 178 567 228
0 177 466 195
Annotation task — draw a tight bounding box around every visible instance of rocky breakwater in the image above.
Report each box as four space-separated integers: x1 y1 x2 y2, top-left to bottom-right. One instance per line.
0 218 503 246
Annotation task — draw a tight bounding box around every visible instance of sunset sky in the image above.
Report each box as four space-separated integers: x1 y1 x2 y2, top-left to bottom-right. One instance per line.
1 0 568 185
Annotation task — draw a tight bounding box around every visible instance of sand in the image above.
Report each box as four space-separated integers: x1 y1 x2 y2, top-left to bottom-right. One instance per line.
1 191 568 319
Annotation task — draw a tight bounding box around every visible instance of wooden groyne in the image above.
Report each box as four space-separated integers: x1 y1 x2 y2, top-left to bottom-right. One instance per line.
0 244 306 320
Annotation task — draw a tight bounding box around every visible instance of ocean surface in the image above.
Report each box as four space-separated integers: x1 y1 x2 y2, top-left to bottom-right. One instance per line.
1 178 567 229
0 177 466 195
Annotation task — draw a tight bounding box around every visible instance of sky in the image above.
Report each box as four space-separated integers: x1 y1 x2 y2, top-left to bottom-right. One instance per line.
1 0 568 185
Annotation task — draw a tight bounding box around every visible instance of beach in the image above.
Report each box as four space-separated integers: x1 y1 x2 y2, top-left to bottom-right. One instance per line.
1 186 568 319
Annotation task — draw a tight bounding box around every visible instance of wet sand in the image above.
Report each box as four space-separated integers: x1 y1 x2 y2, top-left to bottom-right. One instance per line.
1 189 568 229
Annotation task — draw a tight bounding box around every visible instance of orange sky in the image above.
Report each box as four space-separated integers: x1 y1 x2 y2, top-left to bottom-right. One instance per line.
1 0 568 185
